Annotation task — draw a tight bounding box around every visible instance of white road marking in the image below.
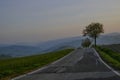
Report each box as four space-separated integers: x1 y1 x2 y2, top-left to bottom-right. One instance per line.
93 48 120 77
11 50 77 80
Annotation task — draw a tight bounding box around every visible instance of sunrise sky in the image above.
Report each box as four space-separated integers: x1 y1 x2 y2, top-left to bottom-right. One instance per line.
0 0 120 45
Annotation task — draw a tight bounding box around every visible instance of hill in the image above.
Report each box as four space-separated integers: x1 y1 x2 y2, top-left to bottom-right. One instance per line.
0 45 41 57
102 44 120 53
0 32 120 57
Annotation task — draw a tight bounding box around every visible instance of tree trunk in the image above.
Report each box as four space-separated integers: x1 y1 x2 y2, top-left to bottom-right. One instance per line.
94 37 96 47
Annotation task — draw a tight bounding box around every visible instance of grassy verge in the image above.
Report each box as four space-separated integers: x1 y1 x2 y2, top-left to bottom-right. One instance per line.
0 49 73 80
95 46 120 70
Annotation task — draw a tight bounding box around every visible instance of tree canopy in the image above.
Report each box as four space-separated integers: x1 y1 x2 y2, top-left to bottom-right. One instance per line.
83 22 104 46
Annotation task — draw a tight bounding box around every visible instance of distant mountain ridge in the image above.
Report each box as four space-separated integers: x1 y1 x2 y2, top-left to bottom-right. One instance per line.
97 32 120 45
0 32 120 57
0 45 41 57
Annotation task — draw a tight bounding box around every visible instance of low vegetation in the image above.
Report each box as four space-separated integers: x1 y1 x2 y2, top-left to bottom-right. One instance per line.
102 44 120 53
81 38 92 48
0 49 73 80
96 46 120 70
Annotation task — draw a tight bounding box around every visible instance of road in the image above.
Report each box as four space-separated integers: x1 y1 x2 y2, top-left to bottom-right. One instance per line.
13 48 120 80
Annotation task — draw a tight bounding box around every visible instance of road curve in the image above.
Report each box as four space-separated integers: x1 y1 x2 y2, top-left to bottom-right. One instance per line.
12 48 120 80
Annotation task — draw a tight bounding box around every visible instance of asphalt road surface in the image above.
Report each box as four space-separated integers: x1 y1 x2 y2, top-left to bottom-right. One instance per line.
13 48 120 80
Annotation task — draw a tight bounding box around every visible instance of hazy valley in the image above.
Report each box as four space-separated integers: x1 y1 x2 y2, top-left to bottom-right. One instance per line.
0 33 120 57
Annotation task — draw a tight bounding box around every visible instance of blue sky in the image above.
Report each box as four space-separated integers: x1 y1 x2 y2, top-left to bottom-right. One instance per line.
0 0 120 45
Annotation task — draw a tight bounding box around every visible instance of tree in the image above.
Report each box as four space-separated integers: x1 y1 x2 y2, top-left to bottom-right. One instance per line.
83 22 104 47
81 38 92 48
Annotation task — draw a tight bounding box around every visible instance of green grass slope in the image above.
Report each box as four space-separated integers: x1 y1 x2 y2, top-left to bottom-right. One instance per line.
0 49 73 80
102 44 120 53
96 46 120 70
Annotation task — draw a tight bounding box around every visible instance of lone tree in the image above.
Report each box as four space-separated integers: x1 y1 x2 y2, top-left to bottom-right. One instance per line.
83 22 104 47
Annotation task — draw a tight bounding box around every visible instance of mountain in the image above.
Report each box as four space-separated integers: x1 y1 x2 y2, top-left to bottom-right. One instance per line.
37 32 120 50
37 32 120 53
0 45 41 57
0 32 120 57
0 54 12 59
37 37 82 52
97 32 120 45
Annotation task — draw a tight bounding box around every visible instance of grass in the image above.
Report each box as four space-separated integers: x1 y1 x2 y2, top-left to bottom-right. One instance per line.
102 44 120 53
95 46 120 70
0 49 73 80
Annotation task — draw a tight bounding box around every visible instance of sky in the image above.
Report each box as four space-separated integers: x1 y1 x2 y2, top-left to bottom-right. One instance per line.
0 0 120 45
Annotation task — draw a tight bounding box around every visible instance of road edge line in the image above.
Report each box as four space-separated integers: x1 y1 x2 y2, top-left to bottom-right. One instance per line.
51 49 77 65
11 49 76 80
93 48 120 77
